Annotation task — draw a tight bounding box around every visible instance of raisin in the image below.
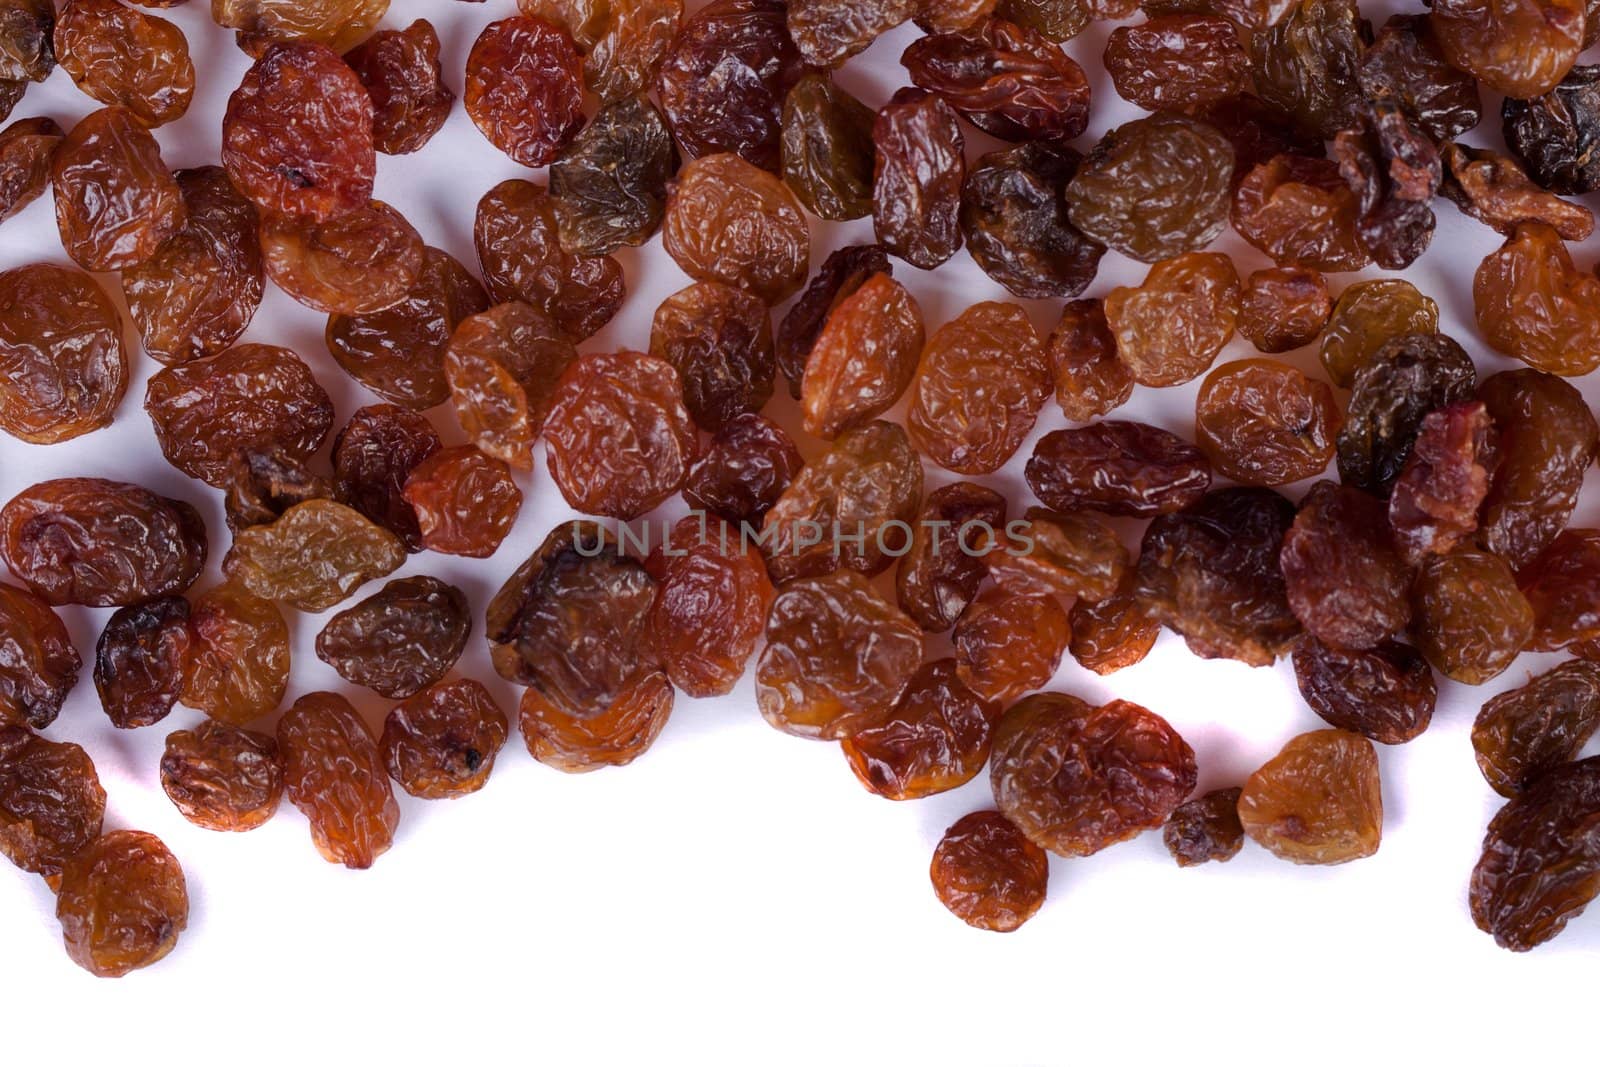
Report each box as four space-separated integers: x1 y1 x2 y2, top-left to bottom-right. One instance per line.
922 0 999 33
873 87 965 270
1522 530 1600 652
930 810 1048 932
651 281 776 433
343 18 451 155
182 582 289 725
520 670 674 772
1136 487 1301 666
212 0 387 55
224 500 404 613
326 247 488 410
0 726 104 881
221 41 374 221
790 0 910 66
1358 14 1481 142
780 73 874 221
550 92 678 255
465 16 583 167
332 404 441 552
1470 756 1600 951
1191 92 1324 173
909 301 1050 474
992 693 1197 857
1432 0 1582 100
842 659 997 800
404 447 522 559
646 516 774 698
1104 252 1239 387
0 0 54 84
1163 788 1245 867
0 263 126 444
1318 278 1438 388
1104 15 1249 112
1196 359 1340 486
683 413 804 528
221 447 331 534
1065 114 1234 263
757 570 922 740
278 691 400 869
160 720 282 832
1293 636 1435 744
1049 298 1132 421
1028 421 1211 517
762 420 922 584
775 244 892 399
1239 729 1381 864
1248 0 1367 139
1332 101 1442 271
543 350 698 520
444 300 576 469
1474 223 1600 376
145 343 333 487
53 0 192 126
486 522 660 719
1 478 205 606
522 0 681 101
1068 574 1159 675
93 596 189 730
382 680 509 800
896 482 1007 633
993 0 1086 38
52 104 184 271
953 585 1070 706
1143 0 1295 27
55 830 187 977
960 143 1105 300
656 0 805 171
1231 154 1369 272
315 576 470 699
260 199 424 315
986 508 1127 601
664 152 809 304
1476 368 1597 570
1474 660 1600 797
1411 547 1533 684
0 115 60 223
1388 401 1498 565
1441 142 1594 241
1237 267 1330 353
0 583 78 730
122 167 264 367
473 179 624 341
1337 332 1478 497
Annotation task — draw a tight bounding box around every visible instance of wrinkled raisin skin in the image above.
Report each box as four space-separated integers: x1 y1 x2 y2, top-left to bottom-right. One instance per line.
930 810 1049 932
1293 636 1436 744
1239 729 1383 865
160 720 282 832
1473 660 1600 797
55 829 188 978
382 680 510 800
277 691 401 869
1163 788 1245 867
94 596 191 729
316 576 471 700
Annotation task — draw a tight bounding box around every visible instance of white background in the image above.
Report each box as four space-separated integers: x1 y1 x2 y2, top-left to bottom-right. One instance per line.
2 0 1597 1063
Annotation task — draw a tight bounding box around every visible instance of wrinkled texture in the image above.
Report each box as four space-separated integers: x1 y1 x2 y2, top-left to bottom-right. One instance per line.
1442 141 1594 240
776 244 892 399
0 263 127 444
278 692 400 868
403 447 521 559
181 582 289 725
0 726 104 880
790 0 910 66
211 0 388 54
1432 0 1582 100
1196 359 1340 486
895 482 1006 632
1388 401 1498 564
929 810 1048 931
1068 574 1159 675
343 19 452 155
0 0 53 84
1522 530 1600 652
221 447 330 535
551 93 677 255
1336 332 1478 496
780 73 874 221
1474 660 1600 796
1239 729 1382 864
520 670 674 772
260 199 424 315
1249 0 1368 138
55 830 187 978
1293 636 1435 744
651 281 776 433
984 508 1127 601
1049 298 1131 422
873 88 965 269
647 516 774 697
664 152 809 304
522 0 682 101
160 720 282 832
1028 421 1211 517
445 300 576 469
1411 548 1533 684
1319 278 1438 388
1105 15 1249 112
52 105 184 271
1105 252 1238 387
1232 154 1369 272
1163 787 1245 866
683 413 803 526
332 404 441 552
1332 101 1442 270
0 583 78 729
1358 14 1481 142
1237 267 1330 354
960 142 1104 300
382 679 509 799
316 576 470 699
0 115 59 223
53 0 193 126
1474 223 1600 376
465 16 584 167
94 595 189 729
223 499 404 612
953 585 1070 706
843 659 997 799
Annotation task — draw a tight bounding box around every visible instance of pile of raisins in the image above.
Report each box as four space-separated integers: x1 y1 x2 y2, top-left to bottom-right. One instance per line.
3 0 1600 973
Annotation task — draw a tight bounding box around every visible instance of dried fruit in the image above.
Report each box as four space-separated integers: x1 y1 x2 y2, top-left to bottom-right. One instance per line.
1048 298 1132 422
1522 530 1600 652
683 413 804 527
873 88 965 269
0 584 78 730
1249 0 1367 138
1136 487 1301 666
953 585 1070 706
1239 729 1382 864
122 166 265 366
960 142 1104 300
465 16 584 167
651 281 776 433
522 0 682 101
550 92 678 254
520 670 674 772
0 0 54 84
1473 660 1600 796
332 404 439 552
212 0 388 55
1441 141 1594 241
1237 267 1330 353
0 726 104 880
756 570 922 740
790 0 911 66
316 576 470 699
53 0 193 126
381 680 509 799
0 115 60 223
646 516 774 697
1358 14 1482 141
0 263 127 444
1163 788 1245 866
896 482 1007 633
780 73 874 221
1065 114 1234 262
1292 636 1435 744
260 199 424 315
1195 359 1340 486
224 499 404 612
985 508 1127 601
445 300 576 469
775 244 892 398
664 152 809 304
919 0 998 33
1332 101 1442 270
1432 0 1582 99
160 720 283 832
1068 574 1159 675
343 18 452 155
278 691 400 869
1027 421 1211 517
182 582 289 725
1474 223 1600 376
1 478 205 607
1411 547 1533 684
403 447 522 559
221 447 330 535
1105 15 1249 111
1388 401 1498 564
908 301 1050 474
842 659 997 800
145 343 333 487
930 810 1048 932
1231 154 1369 272
1318 278 1438 388
1103 252 1239 387
991 693 1198 857
94 596 189 729
55 830 187 978
1336 332 1478 497
52 105 184 270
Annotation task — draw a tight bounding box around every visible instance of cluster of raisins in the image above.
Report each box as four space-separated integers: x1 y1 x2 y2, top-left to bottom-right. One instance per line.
3 0 1600 972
